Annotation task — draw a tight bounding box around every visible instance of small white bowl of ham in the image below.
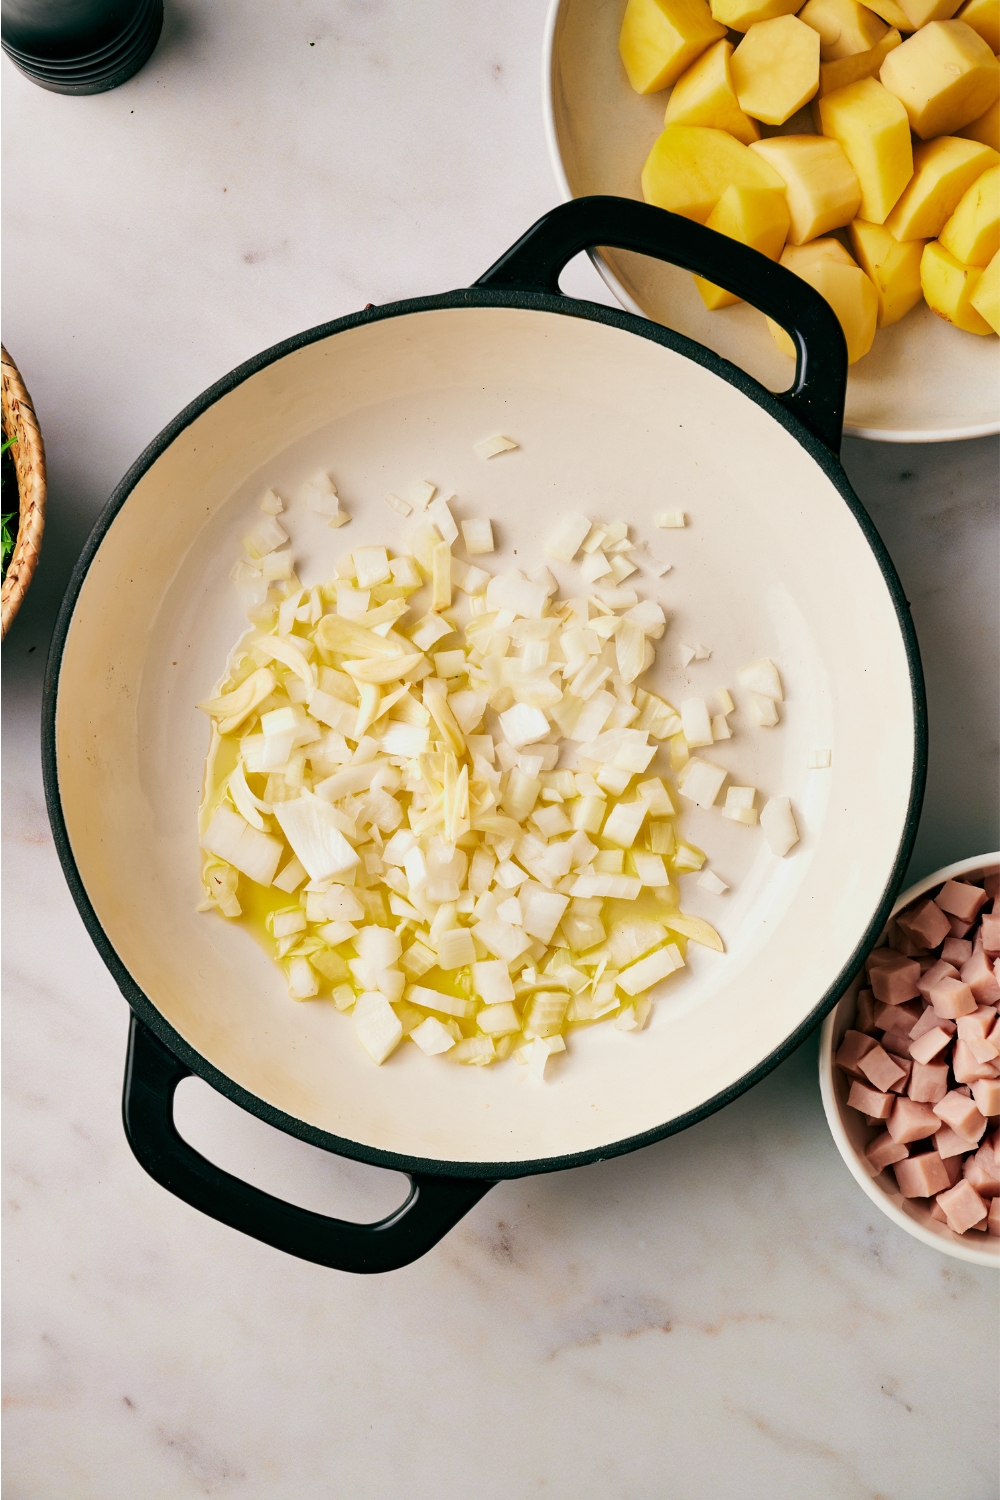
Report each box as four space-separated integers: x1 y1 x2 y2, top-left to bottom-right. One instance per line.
820 854 1000 1268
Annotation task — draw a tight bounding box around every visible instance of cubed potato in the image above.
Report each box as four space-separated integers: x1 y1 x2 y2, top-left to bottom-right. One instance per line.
880 21 1000 139
898 0 965 27
849 218 926 322
885 137 999 243
751 135 862 240
957 0 1000 50
939 164 1000 263
695 184 792 306
664 39 761 142
921 239 992 330
819 77 912 223
799 0 889 60
818 28 902 96
768 239 879 360
619 0 728 93
969 247 1000 329
958 97 1000 151
861 0 915 28
710 0 804 25
641 123 787 221
732 16 821 124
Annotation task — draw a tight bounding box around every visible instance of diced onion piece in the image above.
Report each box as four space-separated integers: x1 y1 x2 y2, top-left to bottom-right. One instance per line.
581 550 613 583
761 796 799 857
749 693 780 727
410 1016 456 1055
461 517 494 555
201 804 283 886
385 492 412 517
287 956 318 998
617 942 684 995
272 856 307 893
353 991 404 1064
679 644 696 667
244 515 289 559
411 480 436 510
272 793 361 881
436 927 477 970
711 714 731 741
697 870 728 895
452 557 491 595
353 547 392 588
259 488 284 514
474 435 518 459
622 600 666 638
545 512 593 563
602 799 649 848
452 1036 497 1066
655 511 685 528
807 748 832 769
680 698 713 748
428 496 458 546
677 758 727 808
477 1002 521 1036
738 659 783 701
723 785 758 825
716 688 735 715
410 613 453 651
499 703 550 748
407 984 477 1019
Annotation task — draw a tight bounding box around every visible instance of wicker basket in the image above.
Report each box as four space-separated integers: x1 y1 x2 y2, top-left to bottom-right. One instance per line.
1 345 46 638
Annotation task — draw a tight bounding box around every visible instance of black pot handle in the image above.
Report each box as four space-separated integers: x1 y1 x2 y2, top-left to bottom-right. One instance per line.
476 196 847 456
122 1014 495 1273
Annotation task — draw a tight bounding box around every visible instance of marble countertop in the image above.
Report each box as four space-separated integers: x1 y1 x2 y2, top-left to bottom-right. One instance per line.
3 3 998 1495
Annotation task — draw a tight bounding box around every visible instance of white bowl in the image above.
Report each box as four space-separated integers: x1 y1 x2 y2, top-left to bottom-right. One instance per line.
819 853 1000 1266
542 0 1000 444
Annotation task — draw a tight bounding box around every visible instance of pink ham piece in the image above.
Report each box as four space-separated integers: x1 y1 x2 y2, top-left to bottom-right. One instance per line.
893 1151 951 1198
898 897 952 949
963 1147 1000 1197
980 912 1000 955
865 1131 909 1173
848 1081 895 1119
941 937 973 966
936 1179 988 1233
870 953 922 1005
887 1097 942 1143
835 1029 877 1077
956 1008 997 1041
946 914 973 938
916 959 958 999
930 1199 949 1223
927 976 977 1019
933 1090 987 1143
952 1039 1000 1085
858 1044 907 1092
888 1059 912 1093
855 988 877 1034
934 879 990 923
989 1196 1000 1235
971 1077 1000 1115
934 1124 974 1159
875 997 922 1029
985 873 999 901
866 946 895 971
962 946 1000 1003
907 1060 949 1103
909 1007 954 1044
909 1025 954 1064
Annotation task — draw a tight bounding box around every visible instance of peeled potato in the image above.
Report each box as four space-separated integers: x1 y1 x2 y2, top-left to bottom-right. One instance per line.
798 0 889 60
938 163 1000 263
664 39 761 142
750 134 862 241
619 0 728 93
921 238 993 329
969 247 1000 330
879 21 1000 139
817 28 902 96
641 123 787 221
862 0 916 29
710 0 803 27
957 97 1000 151
695 184 792 306
819 76 913 222
885 136 999 239
897 0 966 27
849 218 926 323
769 241 879 360
732 15 822 124
956 0 1000 52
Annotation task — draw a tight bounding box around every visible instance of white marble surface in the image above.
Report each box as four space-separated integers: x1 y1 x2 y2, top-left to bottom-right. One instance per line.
2 3 998 1496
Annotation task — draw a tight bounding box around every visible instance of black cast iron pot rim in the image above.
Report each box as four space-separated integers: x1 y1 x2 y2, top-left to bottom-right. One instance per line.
42 283 927 1183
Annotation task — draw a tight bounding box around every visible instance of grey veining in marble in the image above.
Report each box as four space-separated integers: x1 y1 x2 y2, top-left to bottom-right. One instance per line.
3 2 998 1496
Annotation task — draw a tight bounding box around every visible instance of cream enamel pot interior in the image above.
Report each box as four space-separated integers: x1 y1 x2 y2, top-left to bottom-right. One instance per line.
543 0 1000 444
820 855 1000 1268
44 199 926 1273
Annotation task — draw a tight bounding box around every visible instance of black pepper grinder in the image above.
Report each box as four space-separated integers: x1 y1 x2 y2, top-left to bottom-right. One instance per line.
1 0 163 94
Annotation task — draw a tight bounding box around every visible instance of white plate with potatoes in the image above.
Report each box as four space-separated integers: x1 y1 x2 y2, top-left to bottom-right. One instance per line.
544 0 999 441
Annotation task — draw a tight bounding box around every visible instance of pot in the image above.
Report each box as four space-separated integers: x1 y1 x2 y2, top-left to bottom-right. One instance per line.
44 199 926 1273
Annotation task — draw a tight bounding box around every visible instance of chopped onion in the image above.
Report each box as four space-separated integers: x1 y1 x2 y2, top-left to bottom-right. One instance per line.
807 748 832 769
474 435 518 459
761 796 799 857
461 518 494 555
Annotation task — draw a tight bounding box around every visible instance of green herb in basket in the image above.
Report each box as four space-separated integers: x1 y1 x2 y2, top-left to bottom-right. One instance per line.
1 435 16 578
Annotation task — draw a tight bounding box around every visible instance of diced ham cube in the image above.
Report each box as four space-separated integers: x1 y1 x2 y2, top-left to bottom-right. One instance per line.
930 1199 949 1223
961 946 1000 1005
908 1060 950 1104
934 879 990 923
967 1037 1000 1064
897 897 952 949
956 1008 997 1042
865 1131 909 1174
865 946 895 972
971 1078 1000 1117
909 1007 954 1044
936 1179 988 1233
834 1029 877 1078
855 988 877 1034
888 1058 912 1093
916 959 958 999
847 1081 895 1119
942 937 973 966
943 1153 964 1186
858 1044 907 1092
983 872 999 901
989 1196 1000 1235
887 1097 942 1143
888 927 927 958
870 953 922 1006
874 997 922 1029
909 1026 954 1064
927 976 977 1019
933 1090 988 1143
963 1148 1000 1198
952 1039 1000 1085
934 1124 973 1159
947 914 973 938
893 1152 951 1198
981 912 1000 955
